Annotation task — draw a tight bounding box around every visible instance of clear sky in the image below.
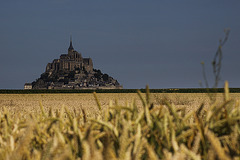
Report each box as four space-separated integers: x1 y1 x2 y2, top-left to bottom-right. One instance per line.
0 0 240 89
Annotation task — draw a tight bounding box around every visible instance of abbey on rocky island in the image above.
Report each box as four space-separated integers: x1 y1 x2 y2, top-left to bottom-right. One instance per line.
25 37 122 90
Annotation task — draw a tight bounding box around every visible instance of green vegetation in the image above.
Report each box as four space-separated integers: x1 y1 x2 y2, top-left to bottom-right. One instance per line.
2 88 240 94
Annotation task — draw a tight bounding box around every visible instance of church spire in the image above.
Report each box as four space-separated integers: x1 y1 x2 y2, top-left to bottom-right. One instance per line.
68 35 74 51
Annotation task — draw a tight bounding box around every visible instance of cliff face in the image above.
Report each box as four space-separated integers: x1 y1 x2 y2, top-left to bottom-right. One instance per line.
31 39 122 89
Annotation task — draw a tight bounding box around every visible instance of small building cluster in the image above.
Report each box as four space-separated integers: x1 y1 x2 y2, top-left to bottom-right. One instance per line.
25 37 122 90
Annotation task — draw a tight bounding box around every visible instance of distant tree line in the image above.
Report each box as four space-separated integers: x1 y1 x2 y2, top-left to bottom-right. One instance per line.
1 88 240 94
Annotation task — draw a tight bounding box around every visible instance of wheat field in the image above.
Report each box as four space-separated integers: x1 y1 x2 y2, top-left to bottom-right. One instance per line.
1 92 240 115
0 85 239 160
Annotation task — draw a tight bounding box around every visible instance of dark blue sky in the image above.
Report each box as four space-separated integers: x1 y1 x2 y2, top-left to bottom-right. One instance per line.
0 1 240 89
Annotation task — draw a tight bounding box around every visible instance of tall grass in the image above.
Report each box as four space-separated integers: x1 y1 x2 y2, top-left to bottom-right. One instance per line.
0 81 239 160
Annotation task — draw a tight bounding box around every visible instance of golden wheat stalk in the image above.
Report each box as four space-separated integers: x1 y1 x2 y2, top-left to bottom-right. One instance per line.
205 130 231 160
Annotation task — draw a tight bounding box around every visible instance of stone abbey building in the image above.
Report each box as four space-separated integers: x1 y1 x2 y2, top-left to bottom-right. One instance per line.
25 37 122 89
46 37 93 74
